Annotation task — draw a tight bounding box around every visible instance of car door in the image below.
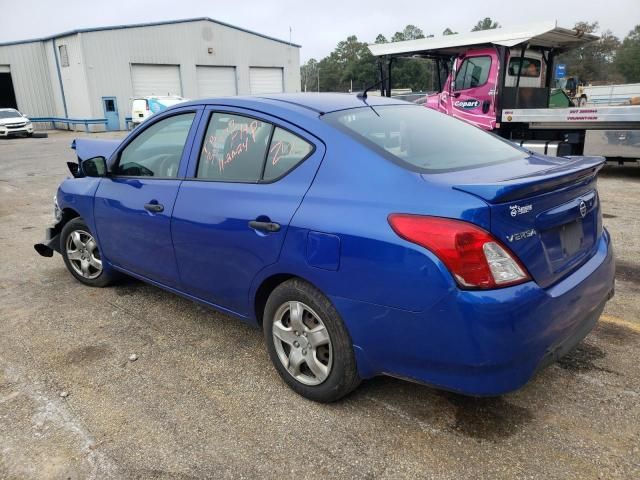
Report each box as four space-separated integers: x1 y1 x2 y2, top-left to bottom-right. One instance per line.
449 50 499 130
93 107 201 287
171 107 325 315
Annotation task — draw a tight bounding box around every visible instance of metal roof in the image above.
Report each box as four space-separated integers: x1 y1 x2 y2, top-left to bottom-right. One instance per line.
368 21 598 57
0 17 301 48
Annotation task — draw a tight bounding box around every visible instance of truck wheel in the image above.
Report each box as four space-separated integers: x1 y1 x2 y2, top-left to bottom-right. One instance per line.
263 279 361 402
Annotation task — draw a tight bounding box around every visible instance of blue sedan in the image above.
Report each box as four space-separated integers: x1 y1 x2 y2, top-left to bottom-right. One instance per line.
35 94 615 402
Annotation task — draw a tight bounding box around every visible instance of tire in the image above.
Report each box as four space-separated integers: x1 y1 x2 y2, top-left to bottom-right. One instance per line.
60 217 115 287
263 279 361 402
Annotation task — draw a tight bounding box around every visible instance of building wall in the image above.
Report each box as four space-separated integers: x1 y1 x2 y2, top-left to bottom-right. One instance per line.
0 42 57 117
0 19 301 131
81 20 300 130
55 33 93 119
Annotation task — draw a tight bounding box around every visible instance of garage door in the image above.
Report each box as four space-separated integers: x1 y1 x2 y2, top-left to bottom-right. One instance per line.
131 64 182 97
0 65 18 110
196 66 237 98
249 67 284 94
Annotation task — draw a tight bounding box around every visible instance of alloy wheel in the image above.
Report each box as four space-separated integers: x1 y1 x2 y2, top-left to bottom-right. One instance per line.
65 229 102 279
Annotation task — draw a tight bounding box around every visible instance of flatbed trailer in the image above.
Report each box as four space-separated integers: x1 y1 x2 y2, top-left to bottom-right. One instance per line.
369 21 640 163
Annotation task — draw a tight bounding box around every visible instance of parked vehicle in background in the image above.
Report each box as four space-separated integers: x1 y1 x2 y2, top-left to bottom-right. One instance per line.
131 95 186 126
575 83 640 107
369 22 640 163
0 108 33 137
35 93 615 402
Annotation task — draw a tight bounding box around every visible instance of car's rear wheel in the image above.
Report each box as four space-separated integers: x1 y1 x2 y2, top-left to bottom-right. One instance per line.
60 218 115 287
263 279 360 402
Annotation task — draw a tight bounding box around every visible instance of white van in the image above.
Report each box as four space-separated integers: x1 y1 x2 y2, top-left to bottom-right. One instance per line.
131 96 187 126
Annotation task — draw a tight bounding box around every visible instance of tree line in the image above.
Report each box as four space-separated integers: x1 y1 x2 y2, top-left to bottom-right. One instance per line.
300 18 640 93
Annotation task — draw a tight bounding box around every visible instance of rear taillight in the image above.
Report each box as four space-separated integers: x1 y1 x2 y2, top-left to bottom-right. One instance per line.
388 214 530 289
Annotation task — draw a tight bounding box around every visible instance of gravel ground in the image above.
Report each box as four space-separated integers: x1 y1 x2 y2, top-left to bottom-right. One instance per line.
0 131 639 479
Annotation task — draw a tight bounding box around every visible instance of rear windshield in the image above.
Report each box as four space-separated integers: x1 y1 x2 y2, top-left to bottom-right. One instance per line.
323 105 527 172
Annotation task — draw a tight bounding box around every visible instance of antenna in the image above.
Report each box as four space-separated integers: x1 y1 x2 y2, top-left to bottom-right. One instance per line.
357 77 386 99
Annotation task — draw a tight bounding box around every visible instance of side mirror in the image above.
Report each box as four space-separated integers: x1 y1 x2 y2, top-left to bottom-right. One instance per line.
81 156 108 177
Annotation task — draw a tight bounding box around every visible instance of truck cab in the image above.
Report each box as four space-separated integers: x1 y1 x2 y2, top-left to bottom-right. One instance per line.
425 48 546 130
369 22 640 162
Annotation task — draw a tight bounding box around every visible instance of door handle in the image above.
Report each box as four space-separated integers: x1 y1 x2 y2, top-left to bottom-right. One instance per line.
249 220 281 233
144 203 164 213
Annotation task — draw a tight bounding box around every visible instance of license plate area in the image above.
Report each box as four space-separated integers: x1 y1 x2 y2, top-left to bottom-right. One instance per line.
560 220 584 257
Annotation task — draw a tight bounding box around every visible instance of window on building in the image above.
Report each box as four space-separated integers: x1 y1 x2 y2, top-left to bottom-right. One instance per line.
58 45 69 67
454 56 491 90
263 128 313 181
115 113 195 178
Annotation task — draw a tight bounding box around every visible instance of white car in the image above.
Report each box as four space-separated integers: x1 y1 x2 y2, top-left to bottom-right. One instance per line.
131 96 186 126
0 108 34 137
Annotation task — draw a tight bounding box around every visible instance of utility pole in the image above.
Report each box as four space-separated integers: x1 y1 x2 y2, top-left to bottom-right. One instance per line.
317 68 320 93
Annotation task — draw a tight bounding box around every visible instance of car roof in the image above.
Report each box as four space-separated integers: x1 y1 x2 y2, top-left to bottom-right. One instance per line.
179 93 410 116
0 108 19 111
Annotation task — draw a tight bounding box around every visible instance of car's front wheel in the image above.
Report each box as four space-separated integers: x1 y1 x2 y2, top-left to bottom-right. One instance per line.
263 279 360 402
60 218 115 287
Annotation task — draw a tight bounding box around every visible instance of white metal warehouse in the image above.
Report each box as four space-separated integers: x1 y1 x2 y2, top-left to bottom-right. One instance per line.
0 17 301 130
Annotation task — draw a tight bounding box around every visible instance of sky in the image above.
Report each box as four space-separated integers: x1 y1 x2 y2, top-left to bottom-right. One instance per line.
0 0 638 62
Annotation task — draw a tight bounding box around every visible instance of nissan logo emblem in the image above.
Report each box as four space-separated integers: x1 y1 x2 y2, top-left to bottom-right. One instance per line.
579 200 587 218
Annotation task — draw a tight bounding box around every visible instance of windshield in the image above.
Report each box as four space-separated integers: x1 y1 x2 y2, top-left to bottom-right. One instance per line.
323 105 527 172
0 110 22 119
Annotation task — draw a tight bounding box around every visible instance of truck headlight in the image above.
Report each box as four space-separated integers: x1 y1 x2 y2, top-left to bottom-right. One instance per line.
53 195 62 222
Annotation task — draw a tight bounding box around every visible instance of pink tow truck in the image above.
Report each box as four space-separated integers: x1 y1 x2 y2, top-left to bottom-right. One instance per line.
369 22 640 162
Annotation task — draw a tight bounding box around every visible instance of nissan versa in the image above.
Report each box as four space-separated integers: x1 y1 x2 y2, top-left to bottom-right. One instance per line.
35 94 615 402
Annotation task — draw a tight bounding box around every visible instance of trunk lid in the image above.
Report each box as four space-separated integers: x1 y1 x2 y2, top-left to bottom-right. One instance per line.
428 155 605 288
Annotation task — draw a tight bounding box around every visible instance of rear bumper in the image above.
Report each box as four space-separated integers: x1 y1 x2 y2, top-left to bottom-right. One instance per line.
334 229 615 396
34 225 62 257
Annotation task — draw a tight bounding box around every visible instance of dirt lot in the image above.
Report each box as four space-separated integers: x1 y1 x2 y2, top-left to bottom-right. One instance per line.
1 130 639 479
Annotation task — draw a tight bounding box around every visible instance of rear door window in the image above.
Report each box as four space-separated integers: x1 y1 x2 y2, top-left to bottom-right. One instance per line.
197 113 273 182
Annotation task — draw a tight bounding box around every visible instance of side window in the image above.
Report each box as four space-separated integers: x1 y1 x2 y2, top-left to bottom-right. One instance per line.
197 113 273 182
115 113 195 178
264 128 313 181
508 58 541 78
58 45 69 67
454 56 491 90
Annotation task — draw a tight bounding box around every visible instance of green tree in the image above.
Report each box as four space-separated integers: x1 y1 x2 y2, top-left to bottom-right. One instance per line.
471 18 500 31
315 35 376 92
302 25 437 93
391 25 426 42
301 58 319 92
375 34 388 44
443 28 458 35
556 21 621 83
615 25 640 82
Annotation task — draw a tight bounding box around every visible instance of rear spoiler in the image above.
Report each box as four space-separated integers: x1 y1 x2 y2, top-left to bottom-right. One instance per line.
453 156 605 203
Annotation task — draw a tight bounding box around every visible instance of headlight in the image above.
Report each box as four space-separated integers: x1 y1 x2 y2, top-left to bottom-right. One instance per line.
26 121 32 127
53 195 62 222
